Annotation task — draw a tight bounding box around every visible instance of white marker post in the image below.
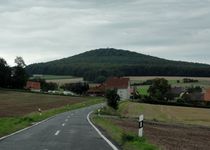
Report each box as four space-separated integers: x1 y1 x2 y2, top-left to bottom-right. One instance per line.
98 109 101 116
138 115 144 137
38 108 42 116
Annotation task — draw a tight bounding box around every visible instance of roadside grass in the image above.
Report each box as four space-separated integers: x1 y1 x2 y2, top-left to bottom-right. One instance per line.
118 101 210 127
92 116 158 150
0 98 103 137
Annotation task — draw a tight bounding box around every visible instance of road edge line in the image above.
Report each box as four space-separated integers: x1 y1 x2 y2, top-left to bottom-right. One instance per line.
87 111 119 150
0 115 56 141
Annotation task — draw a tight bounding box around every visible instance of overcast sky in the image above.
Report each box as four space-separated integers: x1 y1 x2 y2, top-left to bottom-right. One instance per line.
0 0 210 66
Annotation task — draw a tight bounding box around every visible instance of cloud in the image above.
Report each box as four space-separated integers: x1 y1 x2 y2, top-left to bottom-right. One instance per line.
0 0 209 66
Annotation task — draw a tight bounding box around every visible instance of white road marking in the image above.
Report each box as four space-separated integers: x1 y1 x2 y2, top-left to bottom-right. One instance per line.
65 119 68 122
87 111 119 150
54 130 60 136
62 123 65 127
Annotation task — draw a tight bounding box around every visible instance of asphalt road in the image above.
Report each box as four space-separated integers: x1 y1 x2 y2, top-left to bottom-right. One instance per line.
0 104 114 150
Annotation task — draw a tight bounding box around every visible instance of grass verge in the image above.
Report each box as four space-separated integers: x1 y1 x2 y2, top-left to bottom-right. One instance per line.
0 98 103 138
91 116 158 150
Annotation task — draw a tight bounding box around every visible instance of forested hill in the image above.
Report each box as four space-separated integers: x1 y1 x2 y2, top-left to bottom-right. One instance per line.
26 48 210 82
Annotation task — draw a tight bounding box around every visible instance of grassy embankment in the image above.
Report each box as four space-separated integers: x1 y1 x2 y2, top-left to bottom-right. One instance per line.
0 91 103 137
92 116 158 150
92 100 210 149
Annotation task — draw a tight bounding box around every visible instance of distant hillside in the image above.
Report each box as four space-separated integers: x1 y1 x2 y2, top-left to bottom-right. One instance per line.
26 48 210 82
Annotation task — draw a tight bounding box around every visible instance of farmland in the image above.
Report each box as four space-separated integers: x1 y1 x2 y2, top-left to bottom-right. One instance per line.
119 101 210 127
30 75 75 80
0 90 103 137
93 101 210 149
129 76 210 96
106 117 210 150
0 90 88 117
30 74 84 86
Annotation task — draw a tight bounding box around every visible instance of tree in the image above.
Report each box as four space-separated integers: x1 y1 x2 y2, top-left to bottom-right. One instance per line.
94 76 106 83
61 82 89 95
11 66 28 89
0 58 11 88
15 56 26 68
148 78 172 101
11 57 28 89
105 89 120 110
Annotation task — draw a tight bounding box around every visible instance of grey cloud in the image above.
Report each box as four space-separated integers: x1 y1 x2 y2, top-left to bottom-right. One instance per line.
0 0 210 65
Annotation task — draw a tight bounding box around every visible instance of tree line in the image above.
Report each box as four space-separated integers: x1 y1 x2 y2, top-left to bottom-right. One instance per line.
0 57 28 89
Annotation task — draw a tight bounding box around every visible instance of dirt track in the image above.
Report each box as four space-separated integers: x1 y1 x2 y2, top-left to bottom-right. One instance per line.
110 118 210 150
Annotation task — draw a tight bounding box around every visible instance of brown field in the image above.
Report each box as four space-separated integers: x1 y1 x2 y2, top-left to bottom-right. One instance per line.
0 90 86 117
109 118 210 150
46 78 84 86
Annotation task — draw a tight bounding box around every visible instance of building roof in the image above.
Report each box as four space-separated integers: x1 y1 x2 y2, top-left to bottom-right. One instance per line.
87 84 106 93
104 77 129 89
171 87 185 95
26 81 41 90
204 88 210 101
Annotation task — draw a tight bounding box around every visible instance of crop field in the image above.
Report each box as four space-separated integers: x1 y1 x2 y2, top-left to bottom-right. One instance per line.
118 101 210 127
46 78 84 86
98 101 210 149
30 75 75 80
0 90 87 117
107 118 210 150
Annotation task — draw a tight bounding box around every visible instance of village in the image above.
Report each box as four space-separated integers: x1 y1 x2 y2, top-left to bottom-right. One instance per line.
26 76 210 107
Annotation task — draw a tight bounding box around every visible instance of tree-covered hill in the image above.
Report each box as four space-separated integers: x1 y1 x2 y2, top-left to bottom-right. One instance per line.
26 48 210 82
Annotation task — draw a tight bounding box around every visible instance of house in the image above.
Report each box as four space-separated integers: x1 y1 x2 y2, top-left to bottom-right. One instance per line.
26 81 41 92
104 77 131 100
170 87 185 97
87 84 106 96
204 88 210 101
189 92 204 101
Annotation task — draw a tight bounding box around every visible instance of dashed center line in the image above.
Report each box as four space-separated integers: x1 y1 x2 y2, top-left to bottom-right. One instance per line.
65 119 68 122
54 130 60 136
62 123 65 126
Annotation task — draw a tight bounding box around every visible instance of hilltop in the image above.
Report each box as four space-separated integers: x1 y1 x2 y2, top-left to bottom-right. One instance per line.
26 48 210 82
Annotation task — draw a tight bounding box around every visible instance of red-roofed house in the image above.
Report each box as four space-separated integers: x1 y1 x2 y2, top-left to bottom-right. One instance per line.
87 84 106 96
204 88 210 101
104 77 131 100
26 81 41 92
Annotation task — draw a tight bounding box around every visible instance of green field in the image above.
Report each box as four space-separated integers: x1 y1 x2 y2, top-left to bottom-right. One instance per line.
118 101 210 127
137 86 149 96
135 77 210 96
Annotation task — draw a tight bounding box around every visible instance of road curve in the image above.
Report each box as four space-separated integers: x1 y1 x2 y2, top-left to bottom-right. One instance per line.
0 104 114 150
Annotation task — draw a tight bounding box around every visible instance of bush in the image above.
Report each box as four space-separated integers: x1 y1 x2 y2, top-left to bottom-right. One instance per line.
105 89 120 110
61 82 89 95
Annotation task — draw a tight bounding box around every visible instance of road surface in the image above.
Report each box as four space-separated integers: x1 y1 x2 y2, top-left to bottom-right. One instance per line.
0 104 114 150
